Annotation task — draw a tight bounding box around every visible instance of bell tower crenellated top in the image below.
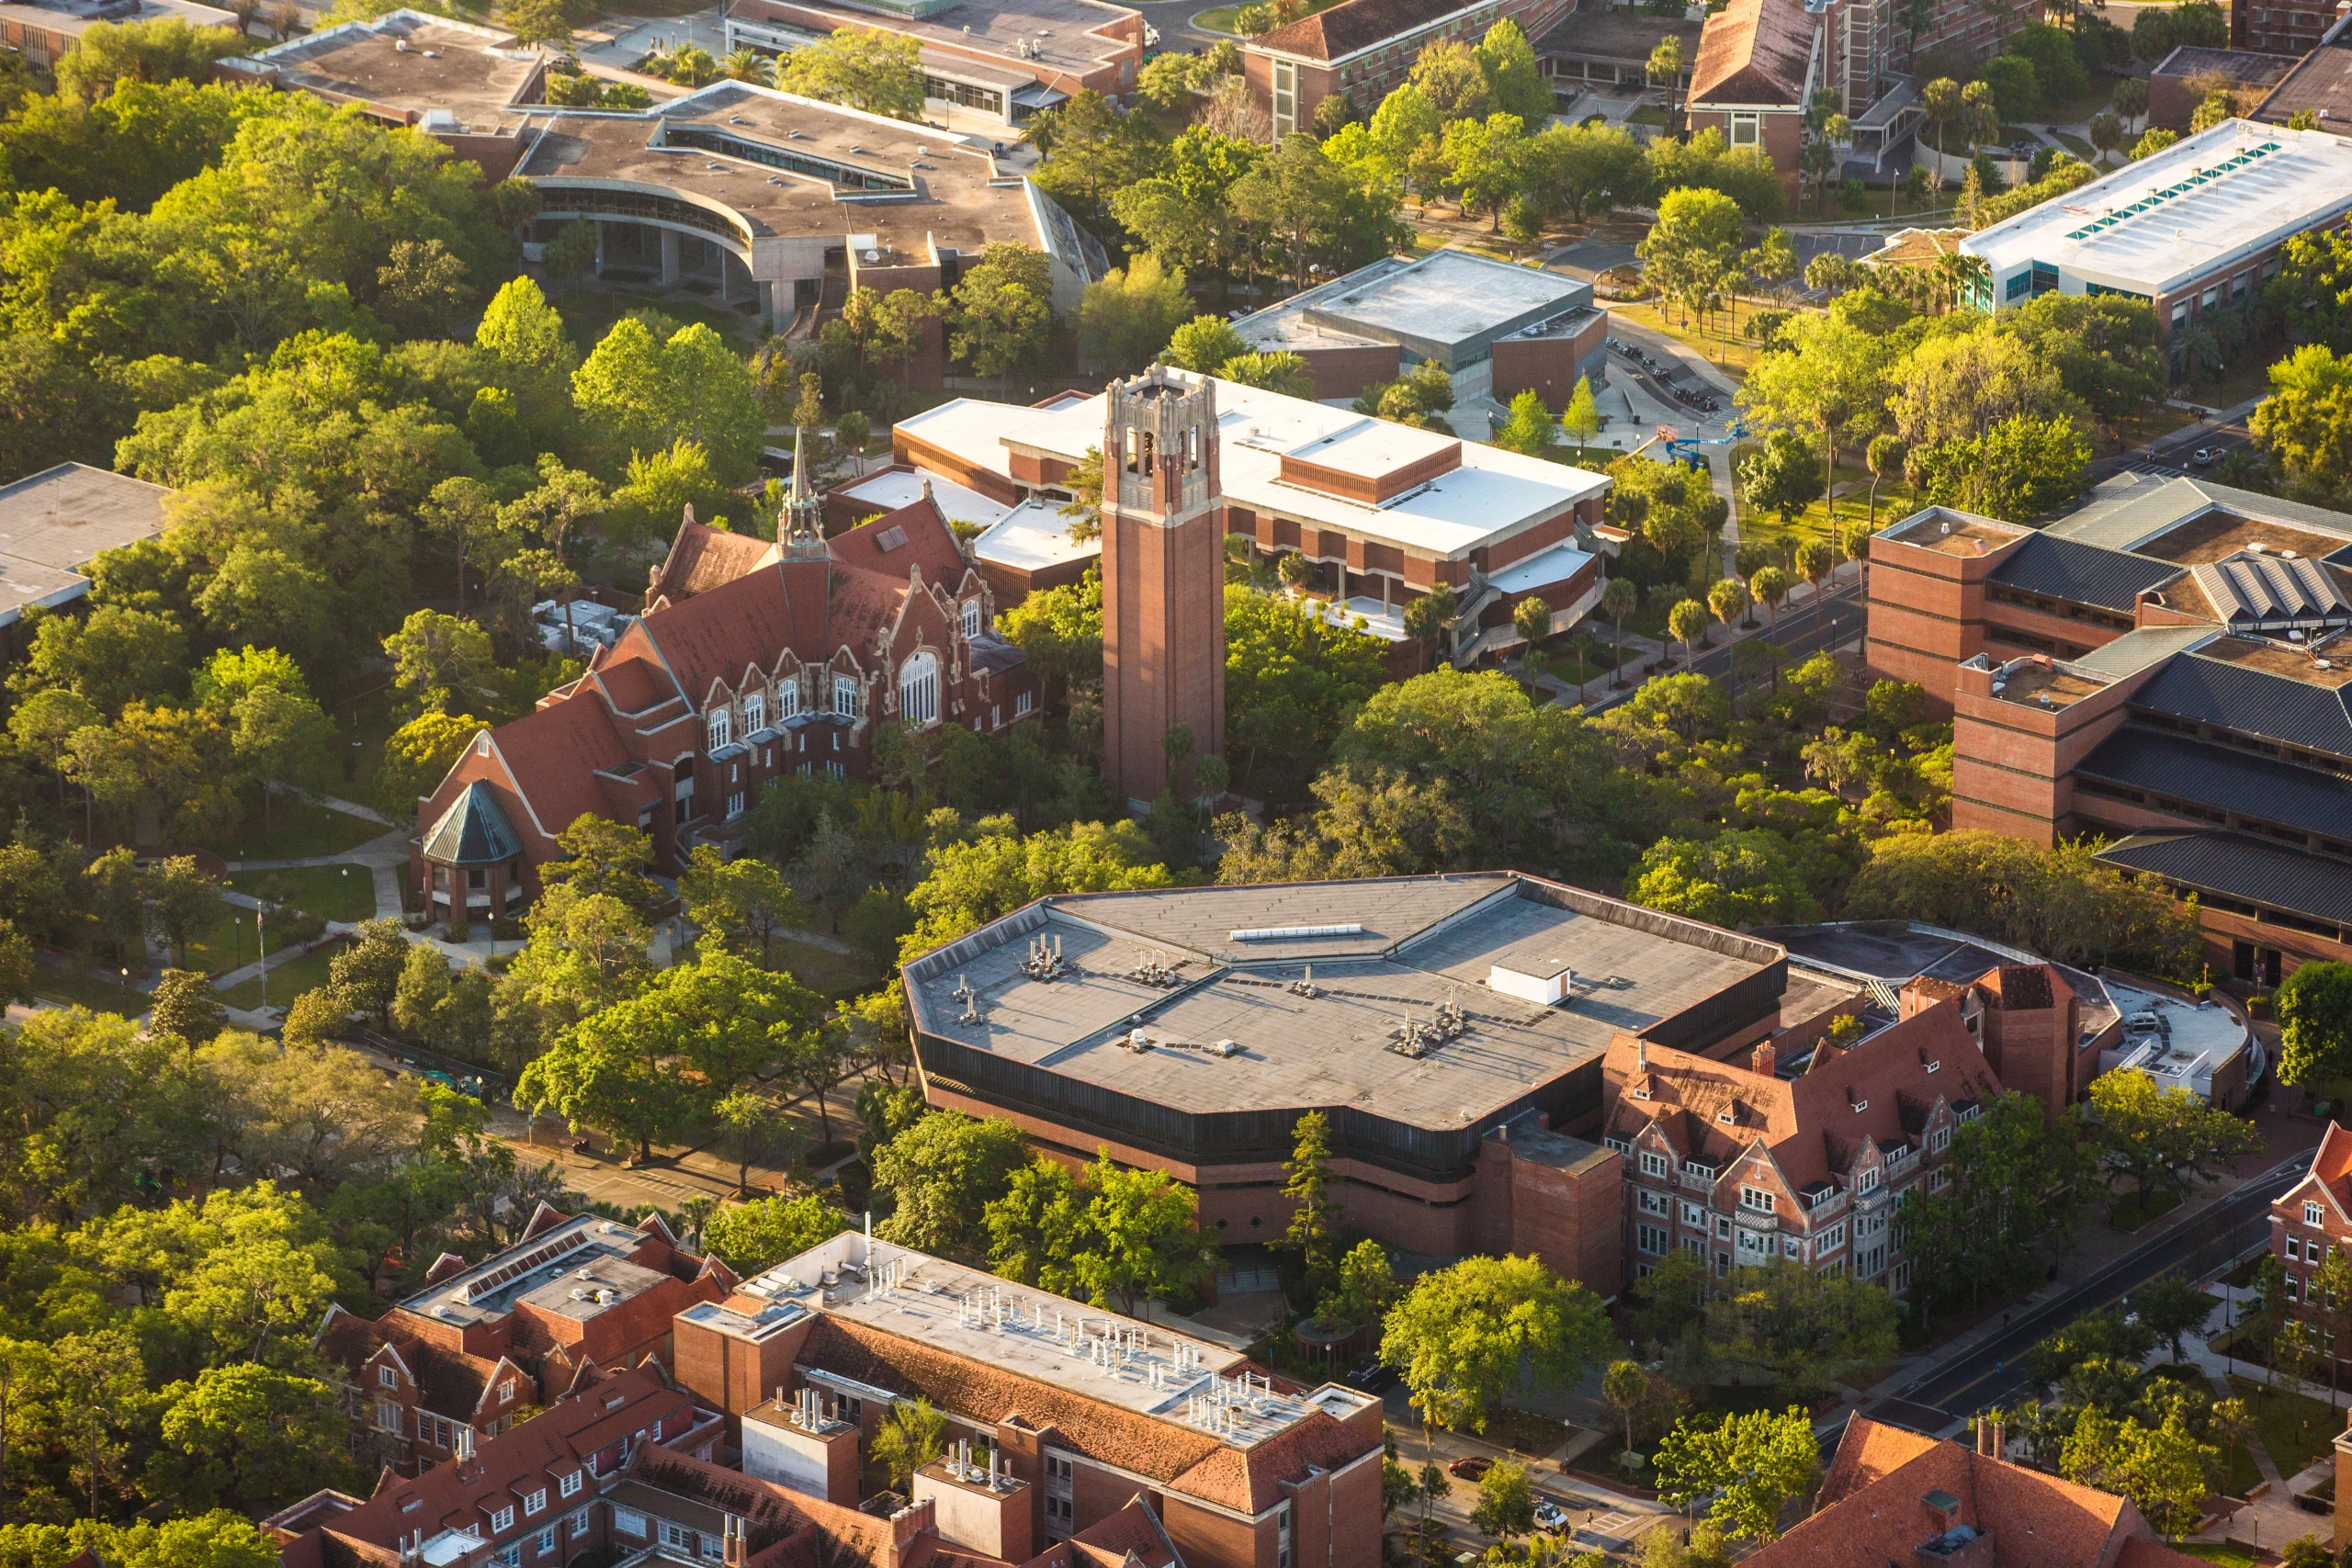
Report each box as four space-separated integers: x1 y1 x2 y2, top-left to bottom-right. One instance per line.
1105 366 1218 528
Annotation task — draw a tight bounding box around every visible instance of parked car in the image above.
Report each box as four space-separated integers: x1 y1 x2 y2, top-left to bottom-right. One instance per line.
1447 1456 1492 1480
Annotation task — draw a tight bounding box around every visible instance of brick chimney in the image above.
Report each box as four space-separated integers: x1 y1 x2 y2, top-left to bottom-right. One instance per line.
1751 1039 1779 1077
884 1499 936 1568
721 1516 744 1568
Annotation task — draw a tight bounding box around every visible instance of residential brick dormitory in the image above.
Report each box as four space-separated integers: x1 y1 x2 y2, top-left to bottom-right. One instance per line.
280 1224 1363 1568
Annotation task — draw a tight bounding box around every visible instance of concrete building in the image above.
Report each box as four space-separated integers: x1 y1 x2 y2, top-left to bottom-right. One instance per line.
1228 247 1610 406
0 0 233 69
1604 986 1998 1294
0 463 175 635
226 12 1103 336
832 465 1097 606
893 870 1830 1286
1960 118 2352 360
412 491 1037 900
721 0 1144 130
1243 0 1576 140
671 1232 1385 1568
310 1207 737 1463
1751 1415 2211 1568
2150 44 2301 131
890 368 1611 672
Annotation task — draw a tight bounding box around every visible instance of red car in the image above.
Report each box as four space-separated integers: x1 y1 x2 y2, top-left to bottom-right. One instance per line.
1447 1456 1492 1480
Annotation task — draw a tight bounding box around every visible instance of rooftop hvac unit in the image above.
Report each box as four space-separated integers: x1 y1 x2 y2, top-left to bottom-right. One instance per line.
1489 962 1573 1007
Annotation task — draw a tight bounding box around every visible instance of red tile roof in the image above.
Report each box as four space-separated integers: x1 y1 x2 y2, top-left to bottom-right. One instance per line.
1689 0 1814 105
1753 1416 2197 1568
1252 0 1463 61
322 1368 695 1550
487 694 637 846
648 519 783 609
1607 1000 1996 1192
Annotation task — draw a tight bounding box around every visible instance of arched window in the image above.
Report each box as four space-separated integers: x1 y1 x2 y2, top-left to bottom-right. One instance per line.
899 651 939 728
707 709 730 751
742 692 765 733
962 599 982 640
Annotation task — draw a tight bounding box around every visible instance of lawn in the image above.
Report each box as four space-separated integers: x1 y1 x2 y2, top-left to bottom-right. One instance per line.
2108 1189 2183 1231
1609 297 1782 381
196 793 388 862
2177 1546 2260 1567
2230 1374 2345 1483
230 866 379 923
218 936 352 1010
178 896 314 977
31 964 150 1019
1733 448 1918 567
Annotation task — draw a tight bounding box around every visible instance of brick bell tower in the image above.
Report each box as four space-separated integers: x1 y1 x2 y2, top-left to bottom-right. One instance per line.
1101 367 1226 807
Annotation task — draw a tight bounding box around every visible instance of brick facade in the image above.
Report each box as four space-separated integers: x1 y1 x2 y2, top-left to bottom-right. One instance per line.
1101 369 1227 804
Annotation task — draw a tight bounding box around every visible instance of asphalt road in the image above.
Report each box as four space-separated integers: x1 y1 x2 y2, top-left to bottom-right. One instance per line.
1586 581 1865 712
1895 1153 2308 1420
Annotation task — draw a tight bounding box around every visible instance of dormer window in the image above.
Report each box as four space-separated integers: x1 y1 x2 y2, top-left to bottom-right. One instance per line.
1716 1106 1736 1124
2310 1201 2326 1225
560 1471 583 1498
833 675 860 717
742 694 764 733
379 1366 397 1388
501 1379 516 1403
778 680 799 719
1925 1059 1940 1074
1851 1098 1869 1113
963 599 983 639
1858 1167 1881 1194
707 711 730 751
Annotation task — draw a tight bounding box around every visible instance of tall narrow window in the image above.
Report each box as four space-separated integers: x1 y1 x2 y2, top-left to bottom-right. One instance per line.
1272 60 1296 136
899 651 939 728
833 675 859 717
962 599 982 639
742 693 764 732
707 710 730 751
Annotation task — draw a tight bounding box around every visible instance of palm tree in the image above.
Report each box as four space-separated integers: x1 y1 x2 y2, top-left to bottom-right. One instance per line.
1667 597 1709 667
1865 434 1904 535
1749 565 1792 631
1648 37 1685 137
722 47 775 85
1707 576 1749 632
669 45 717 87
1600 577 1637 689
1921 77 1962 189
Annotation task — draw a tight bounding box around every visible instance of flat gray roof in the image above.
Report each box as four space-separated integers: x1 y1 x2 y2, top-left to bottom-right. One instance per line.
230 12 548 131
904 874 1782 1131
0 464 173 625
1236 248 1590 367
394 1213 679 1329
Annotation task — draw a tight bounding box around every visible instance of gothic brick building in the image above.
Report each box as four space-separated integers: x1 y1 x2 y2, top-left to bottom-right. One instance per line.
411 482 1036 907
1602 986 2003 1295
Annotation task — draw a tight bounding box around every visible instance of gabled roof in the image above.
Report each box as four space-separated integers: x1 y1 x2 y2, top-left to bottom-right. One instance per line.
479 699 635 845
2078 724 2352 840
2097 829 2352 927
1985 532 2182 613
647 516 782 608
1251 0 1468 62
2130 648 2352 757
1752 1415 2202 1568
2283 1122 2352 1229
1688 0 1814 107
1606 999 1997 1191
422 781 524 866
636 558 837 716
